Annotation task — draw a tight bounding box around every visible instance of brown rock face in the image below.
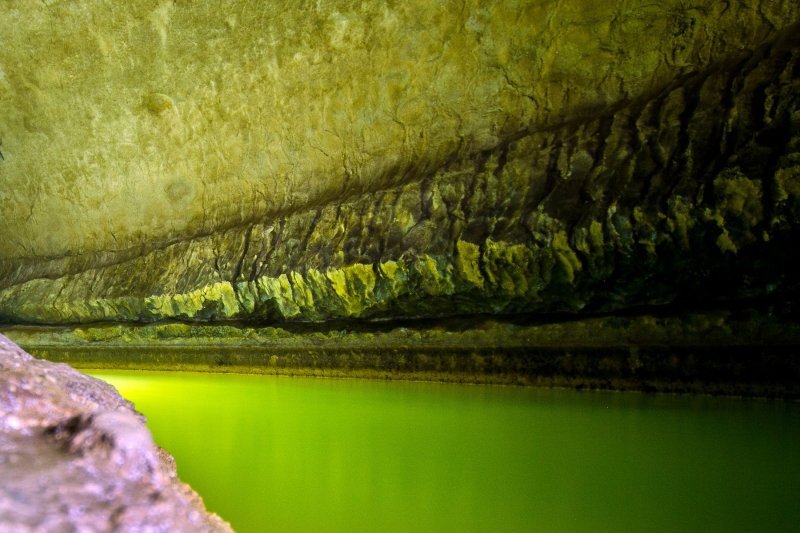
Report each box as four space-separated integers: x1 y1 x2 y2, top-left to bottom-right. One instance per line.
0 334 232 532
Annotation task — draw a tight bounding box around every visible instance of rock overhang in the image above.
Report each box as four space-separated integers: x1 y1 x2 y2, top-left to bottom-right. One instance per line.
0 1 798 324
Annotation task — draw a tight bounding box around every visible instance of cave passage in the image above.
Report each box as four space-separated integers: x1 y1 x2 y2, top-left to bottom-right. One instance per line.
2 1 800 531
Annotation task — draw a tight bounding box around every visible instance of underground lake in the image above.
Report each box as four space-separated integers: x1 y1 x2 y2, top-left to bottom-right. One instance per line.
3 1 800 530
87 370 800 533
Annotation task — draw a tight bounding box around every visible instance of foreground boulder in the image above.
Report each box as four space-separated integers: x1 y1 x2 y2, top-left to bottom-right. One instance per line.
0 334 232 532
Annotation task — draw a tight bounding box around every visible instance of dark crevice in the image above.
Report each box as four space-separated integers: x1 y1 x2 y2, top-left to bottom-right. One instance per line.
230 226 254 292
256 218 284 280
492 143 509 180
418 175 433 223
248 232 269 283
663 73 704 205
369 191 387 259
536 137 562 209
298 209 324 271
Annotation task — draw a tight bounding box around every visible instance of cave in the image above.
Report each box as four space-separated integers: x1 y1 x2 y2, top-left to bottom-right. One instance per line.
1 1 799 531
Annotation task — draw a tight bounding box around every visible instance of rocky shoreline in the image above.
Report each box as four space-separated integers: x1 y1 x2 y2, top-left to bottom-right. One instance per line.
0 334 232 532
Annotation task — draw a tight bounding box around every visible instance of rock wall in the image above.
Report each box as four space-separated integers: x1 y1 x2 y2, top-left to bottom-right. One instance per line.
5 313 800 396
0 334 231 531
1 1 799 323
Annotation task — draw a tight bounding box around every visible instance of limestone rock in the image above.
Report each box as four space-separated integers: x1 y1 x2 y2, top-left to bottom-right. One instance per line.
0 1 799 323
0 334 232 532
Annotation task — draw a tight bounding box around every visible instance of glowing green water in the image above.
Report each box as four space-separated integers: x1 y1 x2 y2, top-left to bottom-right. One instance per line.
90 371 800 532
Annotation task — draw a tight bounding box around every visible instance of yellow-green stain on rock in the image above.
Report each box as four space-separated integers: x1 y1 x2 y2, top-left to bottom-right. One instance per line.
415 256 455 297
455 240 484 289
552 231 582 284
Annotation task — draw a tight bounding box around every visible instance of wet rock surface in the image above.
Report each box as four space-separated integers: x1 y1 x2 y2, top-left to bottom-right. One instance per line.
0 334 232 532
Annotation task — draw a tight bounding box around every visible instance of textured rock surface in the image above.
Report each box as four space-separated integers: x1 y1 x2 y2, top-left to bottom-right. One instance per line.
0 334 232 531
0 1 799 323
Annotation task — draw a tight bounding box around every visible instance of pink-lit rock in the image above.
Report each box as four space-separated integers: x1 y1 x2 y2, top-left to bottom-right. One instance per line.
0 334 232 531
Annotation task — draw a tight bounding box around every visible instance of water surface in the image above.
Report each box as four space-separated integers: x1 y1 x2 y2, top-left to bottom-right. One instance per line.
90 371 800 532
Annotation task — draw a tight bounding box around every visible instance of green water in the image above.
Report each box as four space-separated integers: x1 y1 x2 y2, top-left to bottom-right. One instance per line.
89 371 800 532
